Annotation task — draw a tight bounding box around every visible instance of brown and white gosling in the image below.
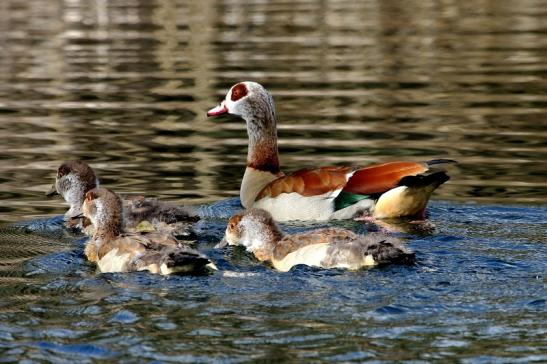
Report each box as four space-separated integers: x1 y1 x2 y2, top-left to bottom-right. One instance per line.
81 187 215 275
217 208 415 272
46 160 198 235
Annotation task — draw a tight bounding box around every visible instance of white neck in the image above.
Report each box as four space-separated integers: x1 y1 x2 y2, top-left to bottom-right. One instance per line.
240 167 281 208
63 185 85 219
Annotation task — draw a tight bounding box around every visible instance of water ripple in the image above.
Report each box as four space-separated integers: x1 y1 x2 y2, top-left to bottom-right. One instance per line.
0 0 546 362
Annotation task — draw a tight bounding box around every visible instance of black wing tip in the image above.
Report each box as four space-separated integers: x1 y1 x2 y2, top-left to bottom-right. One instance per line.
426 159 458 167
398 171 450 188
165 250 211 270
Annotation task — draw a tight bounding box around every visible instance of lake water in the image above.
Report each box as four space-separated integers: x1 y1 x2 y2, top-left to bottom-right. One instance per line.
0 0 546 362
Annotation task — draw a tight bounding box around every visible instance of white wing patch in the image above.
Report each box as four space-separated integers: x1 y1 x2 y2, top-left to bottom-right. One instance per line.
253 192 336 221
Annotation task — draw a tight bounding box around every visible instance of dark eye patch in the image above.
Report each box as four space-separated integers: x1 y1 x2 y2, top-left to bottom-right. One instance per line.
231 83 248 101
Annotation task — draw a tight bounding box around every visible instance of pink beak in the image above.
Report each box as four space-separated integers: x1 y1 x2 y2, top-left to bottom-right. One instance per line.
207 102 228 117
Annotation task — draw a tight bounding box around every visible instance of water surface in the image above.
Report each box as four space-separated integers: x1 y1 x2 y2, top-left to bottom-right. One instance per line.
0 0 545 362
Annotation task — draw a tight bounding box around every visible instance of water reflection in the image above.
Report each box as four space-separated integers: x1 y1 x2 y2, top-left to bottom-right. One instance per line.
1 0 546 222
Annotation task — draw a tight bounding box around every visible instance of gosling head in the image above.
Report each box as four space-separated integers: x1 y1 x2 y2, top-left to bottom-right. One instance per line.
82 187 123 238
47 160 99 218
217 208 283 253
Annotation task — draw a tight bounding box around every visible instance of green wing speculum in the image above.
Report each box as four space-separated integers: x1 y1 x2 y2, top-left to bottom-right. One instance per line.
333 191 371 211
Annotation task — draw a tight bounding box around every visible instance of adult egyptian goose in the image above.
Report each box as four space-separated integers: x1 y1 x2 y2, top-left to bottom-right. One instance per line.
46 160 198 235
216 209 415 272
82 187 215 275
207 81 456 221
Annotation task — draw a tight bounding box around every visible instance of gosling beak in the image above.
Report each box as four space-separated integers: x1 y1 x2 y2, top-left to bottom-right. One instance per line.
214 237 229 249
45 185 59 197
70 213 84 219
207 101 228 117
